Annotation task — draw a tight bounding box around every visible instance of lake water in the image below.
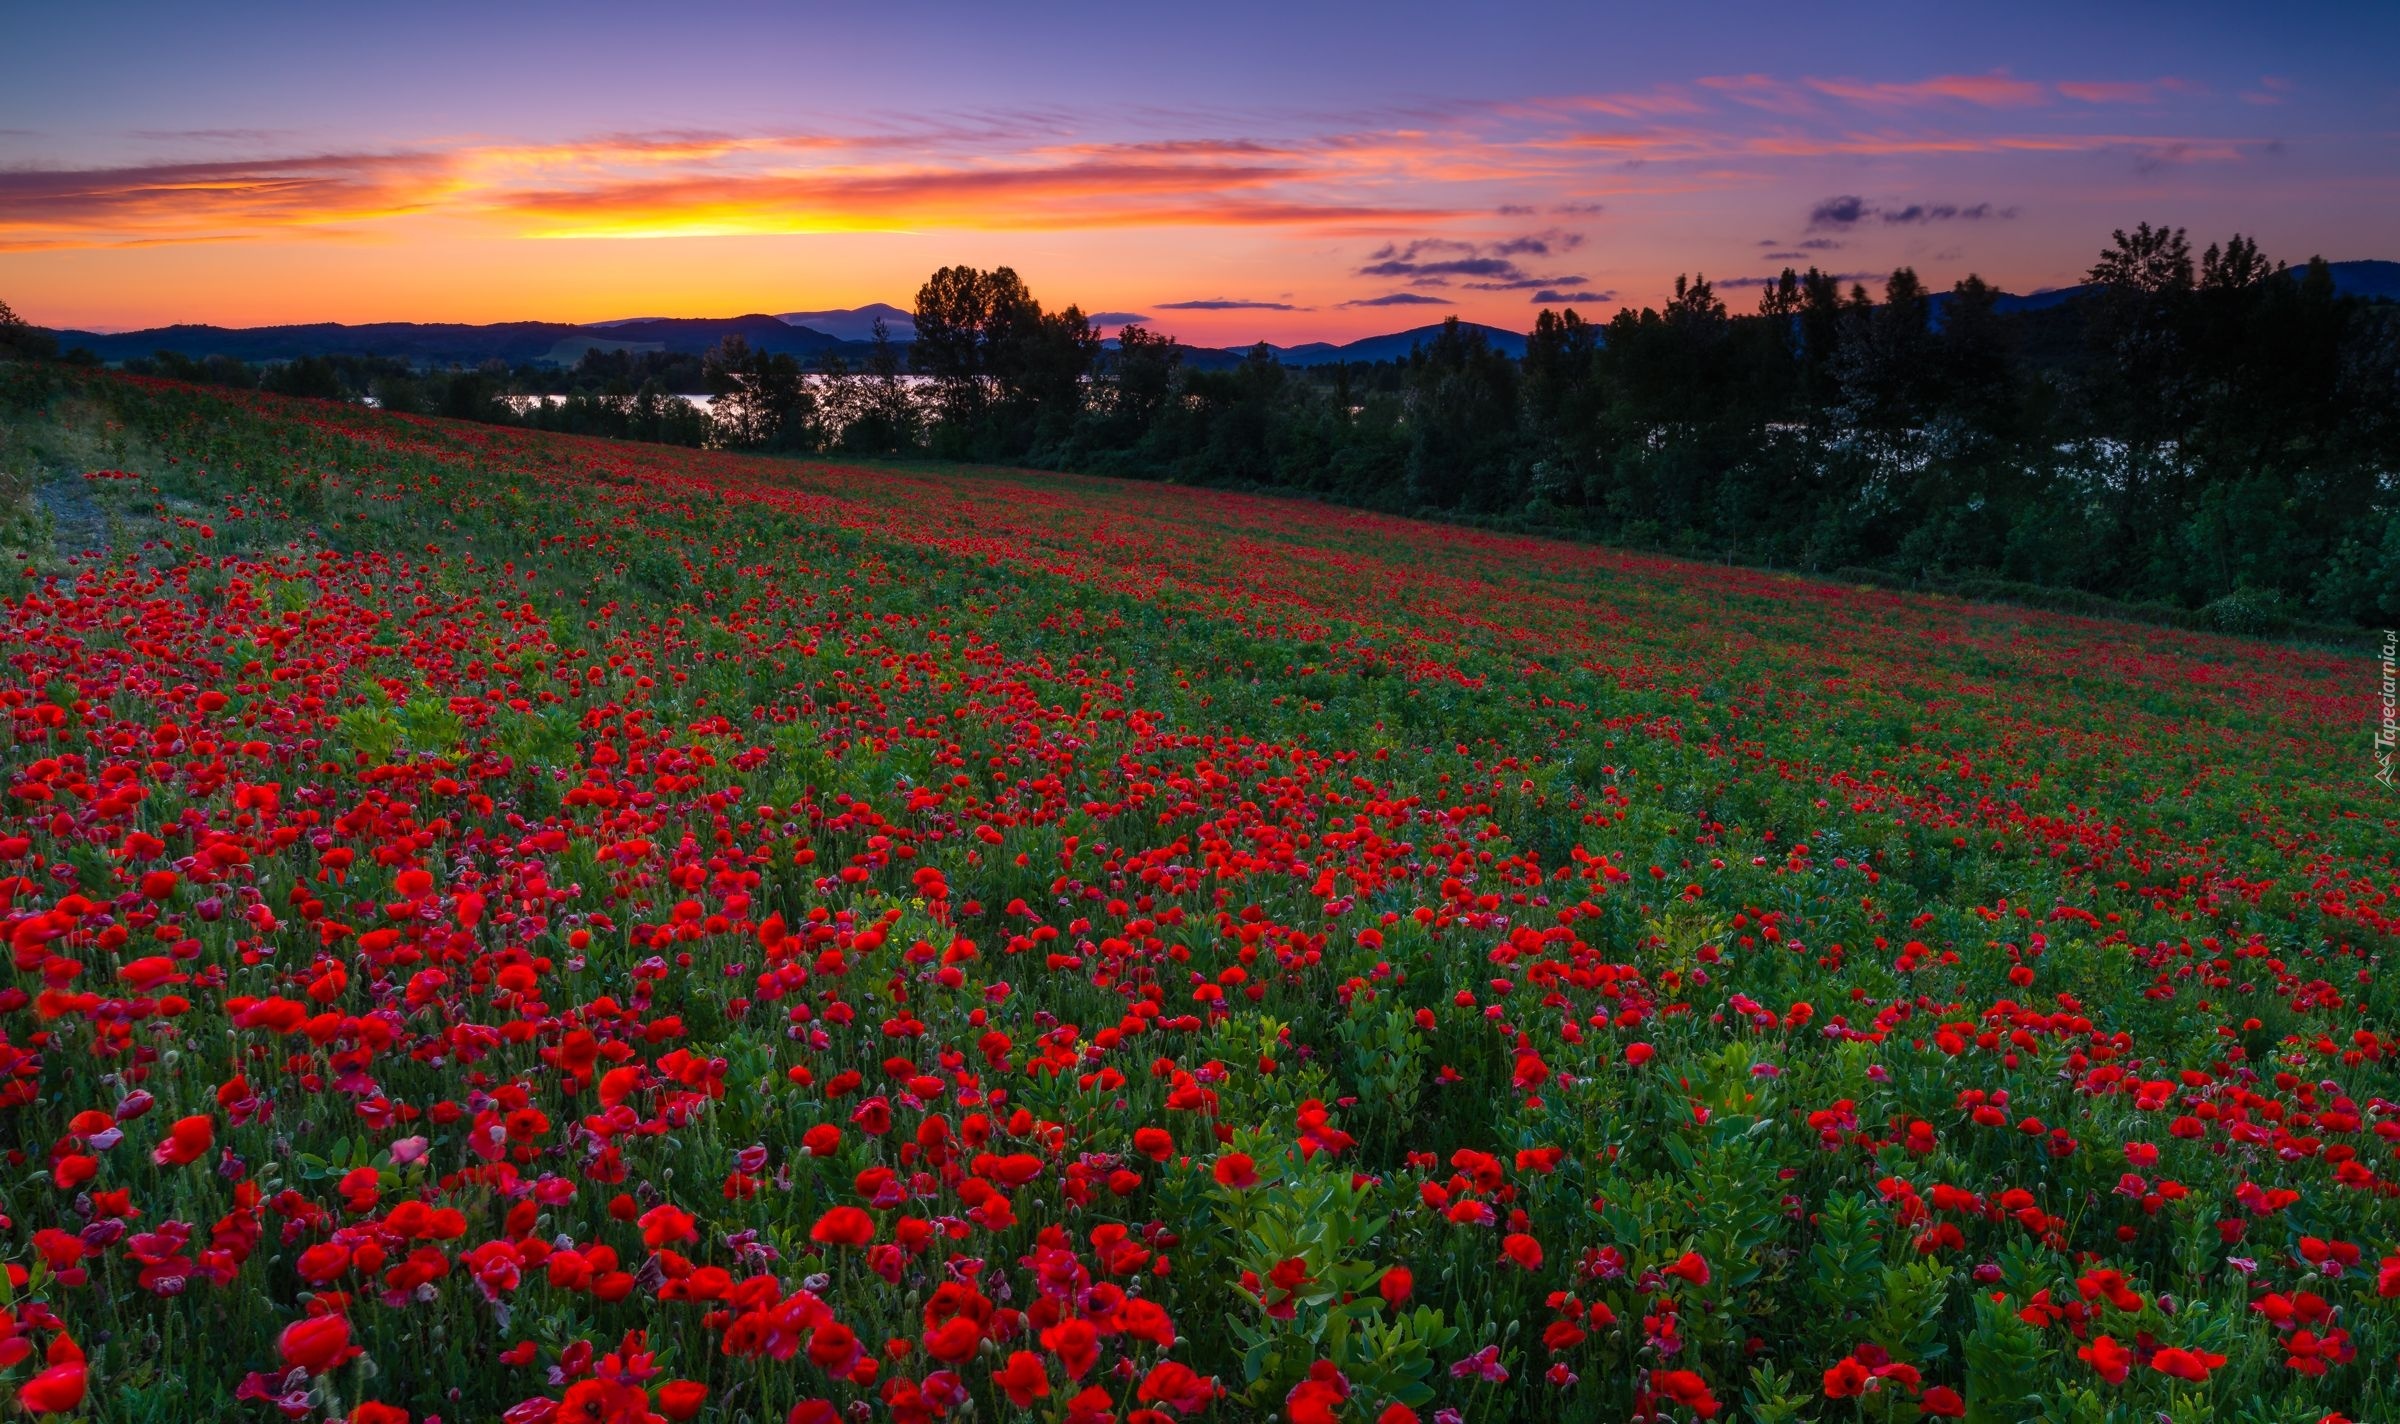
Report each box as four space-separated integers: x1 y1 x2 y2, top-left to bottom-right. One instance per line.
506 376 936 415
507 392 718 412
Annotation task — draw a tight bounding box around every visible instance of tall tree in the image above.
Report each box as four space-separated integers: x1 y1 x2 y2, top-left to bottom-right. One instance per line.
2090 223 2195 296
847 317 919 454
1522 307 1600 501
1404 318 1521 509
912 265 999 433
2082 222 2201 563
705 336 818 452
911 266 1095 454
1103 324 1182 443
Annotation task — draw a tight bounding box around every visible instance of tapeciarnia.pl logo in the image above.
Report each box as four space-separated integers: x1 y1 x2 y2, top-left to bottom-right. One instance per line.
2378 629 2397 787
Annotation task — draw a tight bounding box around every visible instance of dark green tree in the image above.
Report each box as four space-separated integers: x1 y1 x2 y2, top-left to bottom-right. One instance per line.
1099 324 1182 446
1404 318 1520 509
0 299 57 361
912 265 1001 436
705 336 818 452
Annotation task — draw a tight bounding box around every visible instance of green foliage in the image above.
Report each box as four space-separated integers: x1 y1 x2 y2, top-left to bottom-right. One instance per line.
1338 1002 1426 1154
1964 1293 2049 1424
1218 1157 1454 1413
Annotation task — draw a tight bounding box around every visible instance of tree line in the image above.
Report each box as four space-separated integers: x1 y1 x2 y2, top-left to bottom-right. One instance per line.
870 238 2397 631
6 223 2396 631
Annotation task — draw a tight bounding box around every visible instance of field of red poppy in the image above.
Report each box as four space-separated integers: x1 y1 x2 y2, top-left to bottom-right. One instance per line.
0 364 2393 1424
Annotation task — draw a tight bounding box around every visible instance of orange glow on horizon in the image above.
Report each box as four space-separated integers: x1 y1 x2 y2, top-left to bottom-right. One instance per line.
0 67 2366 341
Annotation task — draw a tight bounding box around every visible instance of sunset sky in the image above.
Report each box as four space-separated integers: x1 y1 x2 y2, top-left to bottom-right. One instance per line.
5 0 2395 343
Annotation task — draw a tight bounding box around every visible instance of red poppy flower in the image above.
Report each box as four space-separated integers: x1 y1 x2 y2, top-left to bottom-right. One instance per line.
1823 1357 1871 1398
2077 1335 2133 1385
994 1351 1052 1408
278 1314 361 1376
1136 1361 1215 1416
1043 1318 1102 1380
805 1322 860 1376
638 1204 697 1250
809 1206 875 1247
1285 1362 1350 1424
1663 1252 1711 1286
151 1114 213 1166
1650 1368 1719 1418
922 1315 982 1364
2150 1347 2227 1382
17 1363 87 1416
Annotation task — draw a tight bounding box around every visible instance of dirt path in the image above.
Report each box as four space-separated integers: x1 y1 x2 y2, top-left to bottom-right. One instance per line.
35 475 106 558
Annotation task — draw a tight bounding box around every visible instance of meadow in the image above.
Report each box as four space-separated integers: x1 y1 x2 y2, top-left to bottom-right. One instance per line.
0 365 2391 1424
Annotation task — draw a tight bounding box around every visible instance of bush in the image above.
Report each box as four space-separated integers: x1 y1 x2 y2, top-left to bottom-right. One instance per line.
2201 586 2292 636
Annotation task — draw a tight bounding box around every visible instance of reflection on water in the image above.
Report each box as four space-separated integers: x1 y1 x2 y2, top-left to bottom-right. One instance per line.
507 392 717 412
506 376 934 415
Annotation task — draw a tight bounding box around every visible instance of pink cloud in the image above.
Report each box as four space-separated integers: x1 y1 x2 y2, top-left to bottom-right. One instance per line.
2240 75 2295 106
1806 71 2053 109
2056 78 2203 104
1694 74 1822 117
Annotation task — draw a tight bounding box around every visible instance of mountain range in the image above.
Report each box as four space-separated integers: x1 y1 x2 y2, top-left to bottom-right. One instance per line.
1928 258 2400 322
40 311 1529 371
769 303 917 342
47 313 862 368
38 262 2392 371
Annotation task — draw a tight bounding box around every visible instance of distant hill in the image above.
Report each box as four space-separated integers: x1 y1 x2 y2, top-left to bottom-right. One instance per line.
2326 258 2400 301
41 311 1534 372
1276 322 1528 365
82 262 2400 374
47 314 867 367
542 334 665 364
581 314 851 358
1171 322 1530 370
1927 259 2399 324
48 320 610 367
774 303 916 342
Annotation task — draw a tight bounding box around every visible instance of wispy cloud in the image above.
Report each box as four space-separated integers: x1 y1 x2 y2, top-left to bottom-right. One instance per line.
1882 202 2010 224
1702 70 2200 115
1717 270 1880 288
1157 298 1303 311
1808 194 2019 230
0 128 1470 249
1696 74 1824 117
0 150 460 249
1357 234 1592 292
2240 75 2294 106
0 64 2256 257
1807 72 2052 109
124 127 296 144
0 65 2315 325
2056 78 2202 104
